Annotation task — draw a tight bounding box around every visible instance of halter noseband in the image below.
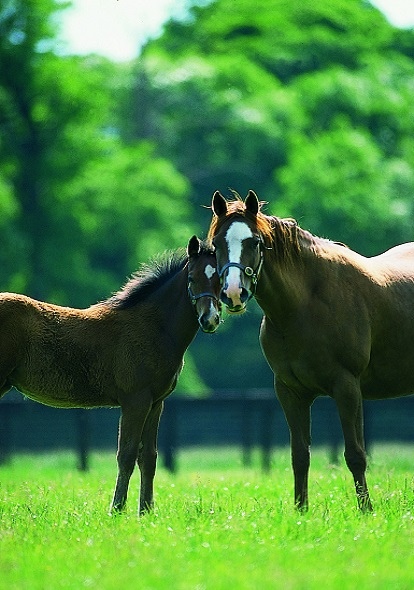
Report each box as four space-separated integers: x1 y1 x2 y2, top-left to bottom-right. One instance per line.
187 284 220 307
218 247 264 300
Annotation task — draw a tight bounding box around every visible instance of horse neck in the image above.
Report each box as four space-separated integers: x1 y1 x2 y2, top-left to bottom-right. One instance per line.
255 231 345 324
255 242 311 323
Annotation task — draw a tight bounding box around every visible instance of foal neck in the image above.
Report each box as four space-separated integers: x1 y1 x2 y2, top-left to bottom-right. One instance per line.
148 266 198 331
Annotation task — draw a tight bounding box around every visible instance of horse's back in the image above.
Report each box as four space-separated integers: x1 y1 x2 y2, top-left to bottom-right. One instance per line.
368 242 414 277
373 241 414 261
0 292 34 342
0 292 105 405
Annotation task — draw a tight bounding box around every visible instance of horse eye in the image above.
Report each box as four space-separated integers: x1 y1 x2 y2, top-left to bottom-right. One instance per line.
247 237 260 248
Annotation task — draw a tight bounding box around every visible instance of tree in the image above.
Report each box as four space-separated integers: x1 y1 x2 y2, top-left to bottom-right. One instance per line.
0 1 195 304
134 0 414 253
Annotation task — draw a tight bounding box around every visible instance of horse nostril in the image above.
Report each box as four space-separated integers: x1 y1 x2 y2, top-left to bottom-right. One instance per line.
220 292 233 307
240 288 250 304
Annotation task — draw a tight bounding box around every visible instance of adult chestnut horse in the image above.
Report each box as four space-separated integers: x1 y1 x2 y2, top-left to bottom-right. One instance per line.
0 236 221 514
208 190 414 511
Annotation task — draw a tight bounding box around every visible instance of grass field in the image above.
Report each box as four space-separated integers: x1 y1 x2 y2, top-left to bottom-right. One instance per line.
0 445 413 589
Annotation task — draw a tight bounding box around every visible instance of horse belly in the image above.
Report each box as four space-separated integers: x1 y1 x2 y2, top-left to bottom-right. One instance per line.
363 301 414 399
361 373 414 399
11 351 119 409
361 354 414 399
12 375 118 408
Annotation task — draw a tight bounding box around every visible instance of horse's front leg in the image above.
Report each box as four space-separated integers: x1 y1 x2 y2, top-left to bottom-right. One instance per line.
276 378 313 511
138 400 164 515
110 397 152 514
334 375 373 512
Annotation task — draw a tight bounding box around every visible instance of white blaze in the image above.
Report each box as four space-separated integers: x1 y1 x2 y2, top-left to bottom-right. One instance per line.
204 264 216 280
224 221 253 305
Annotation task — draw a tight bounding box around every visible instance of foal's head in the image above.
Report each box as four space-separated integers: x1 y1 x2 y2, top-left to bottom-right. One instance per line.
187 235 222 333
208 190 270 314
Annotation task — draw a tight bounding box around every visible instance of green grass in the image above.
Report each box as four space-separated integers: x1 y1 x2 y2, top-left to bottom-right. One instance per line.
1 446 414 589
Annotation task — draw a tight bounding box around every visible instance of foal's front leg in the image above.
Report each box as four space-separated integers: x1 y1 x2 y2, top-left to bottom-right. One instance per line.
110 398 152 514
138 400 164 515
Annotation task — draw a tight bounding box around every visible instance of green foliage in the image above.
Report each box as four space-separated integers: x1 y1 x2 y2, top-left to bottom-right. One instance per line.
276 118 412 254
159 0 393 77
139 51 288 196
140 0 414 253
56 139 193 304
0 2 194 305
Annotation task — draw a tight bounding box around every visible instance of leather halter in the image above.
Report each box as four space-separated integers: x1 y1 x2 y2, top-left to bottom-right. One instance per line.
187 284 221 307
218 247 264 300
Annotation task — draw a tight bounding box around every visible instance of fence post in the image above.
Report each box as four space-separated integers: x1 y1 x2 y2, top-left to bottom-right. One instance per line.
363 401 372 456
161 400 177 473
0 403 12 465
260 400 273 472
76 409 89 471
241 399 253 467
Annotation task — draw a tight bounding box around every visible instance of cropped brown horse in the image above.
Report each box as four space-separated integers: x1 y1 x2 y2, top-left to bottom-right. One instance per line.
209 190 414 511
0 236 221 514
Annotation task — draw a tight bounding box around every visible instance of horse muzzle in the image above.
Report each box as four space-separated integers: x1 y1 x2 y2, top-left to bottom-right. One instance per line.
220 287 250 314
218 260 259 314
198 309 221 333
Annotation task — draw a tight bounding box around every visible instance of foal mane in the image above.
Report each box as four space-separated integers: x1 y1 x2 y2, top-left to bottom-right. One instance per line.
208 195 302 260
108 240 215 310
108 250 188 310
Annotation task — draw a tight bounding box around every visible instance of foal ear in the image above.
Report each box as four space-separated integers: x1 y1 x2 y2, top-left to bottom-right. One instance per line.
212 190 227 217
245 190 259 215
187 235 201 257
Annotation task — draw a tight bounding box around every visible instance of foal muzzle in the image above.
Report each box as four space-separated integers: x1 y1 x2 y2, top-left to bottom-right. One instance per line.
188 286 222 332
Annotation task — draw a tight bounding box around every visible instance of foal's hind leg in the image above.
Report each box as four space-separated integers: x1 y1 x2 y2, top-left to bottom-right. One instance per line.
334 376 373 512
110 397 152 514
137 400 164 515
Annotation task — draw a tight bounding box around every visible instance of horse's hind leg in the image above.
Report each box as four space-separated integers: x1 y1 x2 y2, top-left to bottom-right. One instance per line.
138 400 164 515
334 376 373 512
110 397 152 514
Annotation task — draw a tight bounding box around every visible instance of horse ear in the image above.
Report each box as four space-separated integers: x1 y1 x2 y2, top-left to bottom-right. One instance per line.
212 190 227 217
245 190 259 215
187 235 201 257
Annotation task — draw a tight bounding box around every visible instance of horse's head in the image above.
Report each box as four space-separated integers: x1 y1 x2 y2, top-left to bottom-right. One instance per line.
208 190 265 314
187 235 222 333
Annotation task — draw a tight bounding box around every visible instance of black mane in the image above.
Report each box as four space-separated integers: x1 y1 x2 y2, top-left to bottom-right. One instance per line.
108 249 188 310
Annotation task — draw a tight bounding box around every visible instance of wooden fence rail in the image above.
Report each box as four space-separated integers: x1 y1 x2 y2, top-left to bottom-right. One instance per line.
1 391 413 471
